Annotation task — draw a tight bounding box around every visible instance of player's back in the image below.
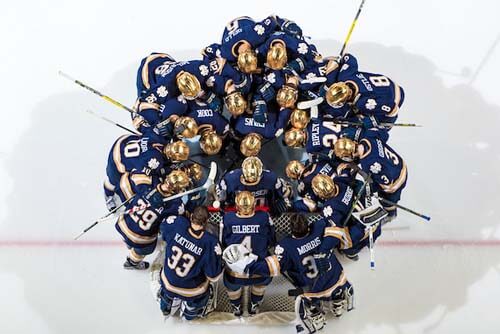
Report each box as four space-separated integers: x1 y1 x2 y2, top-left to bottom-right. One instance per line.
279 220 344 292
306 119 343 154
223 169 277 206
222 211 275 259
160 216 222 299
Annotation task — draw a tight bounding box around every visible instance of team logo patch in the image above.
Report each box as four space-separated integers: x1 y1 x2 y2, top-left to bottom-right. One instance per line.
156 85 168 98
297 43 308 55
148 158 160 170
370 162 382 174
266 72 276 84
199 64 209 76
254 24 265 35
274 244 284 255
323 206 333 217
214 243 222 256
365 99 377 110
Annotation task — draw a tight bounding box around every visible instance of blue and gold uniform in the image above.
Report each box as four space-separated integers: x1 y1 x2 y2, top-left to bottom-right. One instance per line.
231 107 292 139
216 169 290 207
221 211 276 307
104 134 168 203
136 52 176 96
306 119 344 155
158 215 222 320
115 190 184 258
247 219 351 299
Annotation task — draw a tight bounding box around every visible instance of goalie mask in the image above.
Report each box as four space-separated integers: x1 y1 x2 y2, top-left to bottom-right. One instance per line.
161 170 190 195
276 84 298 108
326 82 353 108
176 71 201 99
199 130 223 155
241 156 263 184
240 133 262 157
267 40 288 70
225 91 247 116
236 42 258 73
290 108 309 129
311 174 338 200
164 141 190 162
235 191 256 216
334 137 357 162
284 127 307 148
285 160 305 180
174 116 199 139
184 163 203 182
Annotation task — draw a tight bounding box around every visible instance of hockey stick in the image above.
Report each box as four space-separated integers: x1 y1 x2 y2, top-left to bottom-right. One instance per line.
59 71 136 114
333 120 422 128
124 161 218 215
375 195 431 221
74 196 135 240
86 110 140 135
339 0 367 57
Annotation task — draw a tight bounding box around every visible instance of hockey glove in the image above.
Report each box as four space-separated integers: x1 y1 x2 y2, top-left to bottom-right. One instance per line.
313 253 332 275
318 84 329 98
281 20 303 39
284 59 305 75
105 195 117 212
143 188 164 208
206 92 222 113
253 99 268 123
257 82 276 102
154 119 174 139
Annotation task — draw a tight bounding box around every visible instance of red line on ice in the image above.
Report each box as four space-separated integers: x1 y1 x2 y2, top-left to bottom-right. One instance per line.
0 239 500 248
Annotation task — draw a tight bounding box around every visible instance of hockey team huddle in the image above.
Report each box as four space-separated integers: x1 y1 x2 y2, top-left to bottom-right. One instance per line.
102 15 408 334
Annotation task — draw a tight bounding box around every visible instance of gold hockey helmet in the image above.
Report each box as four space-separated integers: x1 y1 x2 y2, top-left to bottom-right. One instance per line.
334 137 357 162
199 130 223 155
241 156 263 184
176 71 201 99
267 40 288 70
235 191 256 216
289 108 310 129
240 133 262 157
237 44 258 73
285 160 305 180
184 163 204 183
311 174 338 200
164 170 191 194
174 116 198 139
276 84 298 108
325 82 353 108
164 141 190 162
284 127 307 148
225 91 247 116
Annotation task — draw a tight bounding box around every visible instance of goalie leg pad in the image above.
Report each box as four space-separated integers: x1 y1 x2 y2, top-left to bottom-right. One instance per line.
295 296 326 334
180 292 210 321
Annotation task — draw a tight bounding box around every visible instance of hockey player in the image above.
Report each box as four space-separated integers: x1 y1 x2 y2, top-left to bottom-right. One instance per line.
224 213 353 333
221 191 276 316
319 54 405 127
284 118 344 156
333 136 408 220
158 206 223 320
115 170 190 270
134 59 221 132
231 107 292 141
136 52 176 96
214 156 292 213
285 158 340 213
104 134 190 211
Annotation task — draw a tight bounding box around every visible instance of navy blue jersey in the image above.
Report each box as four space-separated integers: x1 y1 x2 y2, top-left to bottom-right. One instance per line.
160 216 223 300
136 60 212 126
231 108 291 139
257 31 318 71
358 137 408 195
216 168 288 207
210 58 254 96
222 211 276 258
186 100 230 136
320 175 356 227
136 52 176 96
306 119 344 155
201 43 221 62
247 219 348 297
106 134 169 197
115 194 184 249
220 16 278 62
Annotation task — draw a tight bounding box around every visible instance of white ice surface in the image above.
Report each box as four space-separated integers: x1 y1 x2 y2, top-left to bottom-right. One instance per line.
1 0 500 333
